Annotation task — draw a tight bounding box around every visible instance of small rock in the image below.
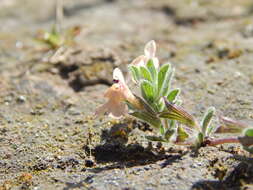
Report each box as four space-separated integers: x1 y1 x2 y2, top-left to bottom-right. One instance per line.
85 159 95 167
84 175 94 184
16 95 26 103
4 96 12 104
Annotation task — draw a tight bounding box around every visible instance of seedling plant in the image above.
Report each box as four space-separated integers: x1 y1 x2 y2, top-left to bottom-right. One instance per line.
96 41 253 153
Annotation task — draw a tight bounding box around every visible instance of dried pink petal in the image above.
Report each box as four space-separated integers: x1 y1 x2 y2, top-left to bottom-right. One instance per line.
95 101 128 119
113 68 126 84
95 83 128 118
152 57 159 68
130 40 159 69
144 40 156 58
217 116 248 133
130 55 146 67
95 68 140 118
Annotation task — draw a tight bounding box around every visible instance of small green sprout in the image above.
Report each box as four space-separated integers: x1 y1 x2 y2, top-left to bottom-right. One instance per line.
35 25 81 49
35 0 81 50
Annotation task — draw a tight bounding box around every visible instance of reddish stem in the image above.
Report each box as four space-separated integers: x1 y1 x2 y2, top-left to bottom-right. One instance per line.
205 137 239 146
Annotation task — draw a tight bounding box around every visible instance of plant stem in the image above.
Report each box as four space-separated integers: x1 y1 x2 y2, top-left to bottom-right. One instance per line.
205 137 239 146
56 0 64 33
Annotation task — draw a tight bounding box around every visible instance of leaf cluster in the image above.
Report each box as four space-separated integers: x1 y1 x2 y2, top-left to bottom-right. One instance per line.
127 59 253 153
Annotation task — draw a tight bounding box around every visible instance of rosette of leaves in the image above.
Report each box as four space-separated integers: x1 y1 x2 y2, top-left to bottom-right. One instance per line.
127 59 225 147
128 60 182 142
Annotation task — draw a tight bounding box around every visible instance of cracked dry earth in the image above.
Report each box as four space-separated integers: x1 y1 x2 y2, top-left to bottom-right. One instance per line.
1 0 253 189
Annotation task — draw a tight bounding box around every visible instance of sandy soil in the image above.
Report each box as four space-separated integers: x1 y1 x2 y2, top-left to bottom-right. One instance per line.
0 0 253 189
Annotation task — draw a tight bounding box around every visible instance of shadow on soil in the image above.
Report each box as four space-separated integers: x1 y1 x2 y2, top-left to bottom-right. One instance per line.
191 159 253 190
83 123 185 173
88 143 184 174
58 63 112 92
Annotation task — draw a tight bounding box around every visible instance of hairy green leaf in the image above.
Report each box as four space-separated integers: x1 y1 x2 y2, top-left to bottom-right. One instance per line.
157 98 165 112
158 64 170 96
167 88 181 103
130 111 161 128
216 116 248 133
158 64 174 97
146 59 157 80
128 65 140 83
159 98 197 129
141 80 155 103
160 124 165 135
196 132 204 147
132 94 156 115
206 125 215 136
201 107 215 137
169 120 176 129
140 66 152 82
244 128 253 137
176 126 189 142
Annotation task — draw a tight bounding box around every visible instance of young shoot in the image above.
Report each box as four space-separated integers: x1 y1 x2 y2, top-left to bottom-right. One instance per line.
95 40 253 152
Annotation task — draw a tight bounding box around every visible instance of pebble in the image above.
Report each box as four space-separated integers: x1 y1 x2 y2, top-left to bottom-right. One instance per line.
85 159 95 167
17 95 26 103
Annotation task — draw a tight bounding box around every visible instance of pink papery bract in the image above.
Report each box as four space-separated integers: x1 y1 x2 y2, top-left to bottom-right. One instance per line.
130 40 159 68
95 68 138 118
